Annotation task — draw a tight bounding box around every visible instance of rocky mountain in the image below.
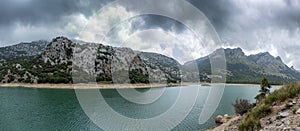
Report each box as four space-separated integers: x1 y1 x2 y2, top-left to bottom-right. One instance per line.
0 37 179 84
42 37 74 65
139 52 181 83
183 47 300 84
0 40 48 60
0 36 299 84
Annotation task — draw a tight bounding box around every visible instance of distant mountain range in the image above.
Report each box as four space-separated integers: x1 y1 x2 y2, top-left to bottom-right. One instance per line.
0 36 299 85
185 48 300 84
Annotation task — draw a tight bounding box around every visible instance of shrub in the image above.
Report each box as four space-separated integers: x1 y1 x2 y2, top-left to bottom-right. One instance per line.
233 99 254 115
263 82 300 105
238 104 272 131
238 115 261 131
129 69 149 84
238 82 300 130
251 104 273 118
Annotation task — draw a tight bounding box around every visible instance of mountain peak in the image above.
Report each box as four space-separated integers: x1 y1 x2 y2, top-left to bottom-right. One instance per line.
224 47 246 59
51 36 72 43
260 52 272 56
276 56 283 62
42 36 74 65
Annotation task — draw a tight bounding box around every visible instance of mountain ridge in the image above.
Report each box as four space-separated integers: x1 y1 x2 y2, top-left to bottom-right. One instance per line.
184 47 300 84
0 36 299 84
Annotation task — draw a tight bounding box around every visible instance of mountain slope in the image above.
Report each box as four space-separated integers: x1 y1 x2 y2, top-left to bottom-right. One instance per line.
0 40 48 60
139 52 181 83
0 37 299 84
183 48 300 84
0 37 180 84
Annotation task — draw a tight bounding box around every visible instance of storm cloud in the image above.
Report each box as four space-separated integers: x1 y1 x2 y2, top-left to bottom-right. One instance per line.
186 0 300 69
0 0 300 68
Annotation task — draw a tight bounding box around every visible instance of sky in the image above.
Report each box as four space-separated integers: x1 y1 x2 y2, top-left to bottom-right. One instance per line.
0 0 300 69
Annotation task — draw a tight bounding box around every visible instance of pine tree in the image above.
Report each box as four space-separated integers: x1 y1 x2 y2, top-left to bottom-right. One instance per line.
255 77 271 102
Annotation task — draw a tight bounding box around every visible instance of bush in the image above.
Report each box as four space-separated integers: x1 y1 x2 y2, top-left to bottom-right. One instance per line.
129 69 149 84
238 104 272 130
238 82 300 130
232 99 254 115
263 82 300 105
251 104 273 118
238 115 261 131
167 79 177 84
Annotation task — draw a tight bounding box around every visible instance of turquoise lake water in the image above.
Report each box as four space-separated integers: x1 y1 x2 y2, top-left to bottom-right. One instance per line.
0 85 276 130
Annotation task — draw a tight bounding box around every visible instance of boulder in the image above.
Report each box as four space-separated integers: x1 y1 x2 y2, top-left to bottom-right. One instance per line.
287 102 293 106
279 112 289 118
296 108 300 114
269 116 277 124
215 114 233 124
215 115 223 123
280 105 286 111
284 120 291 125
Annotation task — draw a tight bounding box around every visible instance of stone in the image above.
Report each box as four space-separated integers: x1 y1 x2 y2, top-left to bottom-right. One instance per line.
269 116 277 123
288 102 294 106
283 120 291 125
296 108 300 114
280 105 287 111
279 112 289 118
283 127 291 131
215 114 233 124
215 115 223 124
276 122 282 126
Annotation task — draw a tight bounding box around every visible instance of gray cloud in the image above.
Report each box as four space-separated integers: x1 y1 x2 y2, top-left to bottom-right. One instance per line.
0 0 299 69
186 0 300 69
0 0 109 25
0 0 109 45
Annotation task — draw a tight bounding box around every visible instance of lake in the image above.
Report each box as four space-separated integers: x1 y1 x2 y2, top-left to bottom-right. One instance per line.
0 85 276 130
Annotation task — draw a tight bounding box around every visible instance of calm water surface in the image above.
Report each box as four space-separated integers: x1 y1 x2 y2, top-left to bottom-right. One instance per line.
0 85 276 130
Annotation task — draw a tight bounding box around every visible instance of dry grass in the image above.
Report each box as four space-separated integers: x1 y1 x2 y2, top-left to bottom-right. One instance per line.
238 82 300 130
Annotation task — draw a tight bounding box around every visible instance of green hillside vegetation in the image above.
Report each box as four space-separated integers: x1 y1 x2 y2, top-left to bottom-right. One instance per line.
0 56 72 84
238 81 300 130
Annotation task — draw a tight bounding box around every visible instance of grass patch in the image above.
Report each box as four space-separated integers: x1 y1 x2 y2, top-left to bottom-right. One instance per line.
238 82 300 130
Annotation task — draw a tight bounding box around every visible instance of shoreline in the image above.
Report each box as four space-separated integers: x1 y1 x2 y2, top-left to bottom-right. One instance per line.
0 83 283 89
0 83 185 89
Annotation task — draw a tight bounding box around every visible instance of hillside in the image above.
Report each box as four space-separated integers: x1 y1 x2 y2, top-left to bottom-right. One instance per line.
0 36 299 84
183 48 300 84
0 37 179 84
210 82 300 131
0 40 48 60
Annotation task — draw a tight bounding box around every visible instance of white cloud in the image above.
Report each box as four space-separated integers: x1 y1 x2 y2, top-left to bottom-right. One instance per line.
78 5 136 43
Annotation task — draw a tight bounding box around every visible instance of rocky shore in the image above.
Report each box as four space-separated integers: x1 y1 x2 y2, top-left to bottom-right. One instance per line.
209 95 300 131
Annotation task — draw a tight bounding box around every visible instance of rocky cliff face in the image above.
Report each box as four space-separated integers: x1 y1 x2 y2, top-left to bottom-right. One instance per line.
225 47 247 59
140 52 181 83
41 37 178 84
42 37 74 65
